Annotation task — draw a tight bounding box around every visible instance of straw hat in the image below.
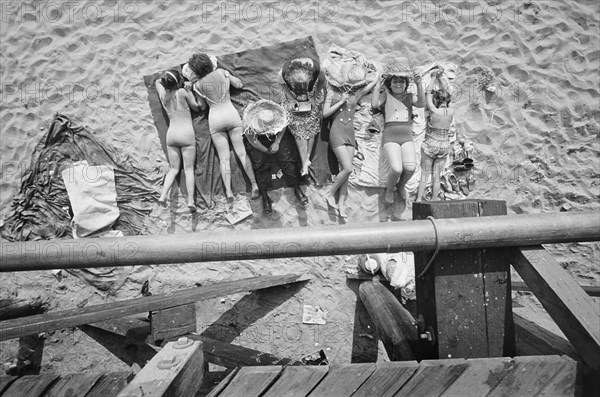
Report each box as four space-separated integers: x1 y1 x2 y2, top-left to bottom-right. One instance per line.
243 100 289 136
381 56 414 78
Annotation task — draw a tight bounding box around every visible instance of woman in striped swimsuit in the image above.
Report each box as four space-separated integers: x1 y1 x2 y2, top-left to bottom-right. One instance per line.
416 68 455 201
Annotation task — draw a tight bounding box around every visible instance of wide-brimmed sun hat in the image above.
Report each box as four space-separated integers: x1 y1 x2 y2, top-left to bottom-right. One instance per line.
243 100 289 136
322 46 377 90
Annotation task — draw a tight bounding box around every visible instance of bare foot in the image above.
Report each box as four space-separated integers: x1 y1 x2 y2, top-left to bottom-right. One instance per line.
157 198 167 207
325 195 338 209
187 204 197 213
384 188 395 204
250 185 260 200
338 206 348 218
301 160 311 176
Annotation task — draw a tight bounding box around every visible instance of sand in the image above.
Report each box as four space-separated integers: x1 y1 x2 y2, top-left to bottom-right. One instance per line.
1 0 599 376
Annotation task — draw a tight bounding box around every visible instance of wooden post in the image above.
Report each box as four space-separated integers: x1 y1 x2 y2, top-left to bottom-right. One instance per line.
413 200 515 359
150 304 196 342
358 281 418 361
117 337 203 397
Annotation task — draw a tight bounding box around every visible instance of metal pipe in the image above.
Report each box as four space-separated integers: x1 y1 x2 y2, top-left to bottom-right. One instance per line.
1 210 599 272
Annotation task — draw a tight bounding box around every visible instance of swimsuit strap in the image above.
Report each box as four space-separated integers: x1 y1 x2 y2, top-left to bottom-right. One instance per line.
195 86 228 105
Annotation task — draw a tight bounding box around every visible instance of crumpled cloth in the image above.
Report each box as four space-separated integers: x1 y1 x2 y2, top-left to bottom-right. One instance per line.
322 45 377 90
62 160 120 238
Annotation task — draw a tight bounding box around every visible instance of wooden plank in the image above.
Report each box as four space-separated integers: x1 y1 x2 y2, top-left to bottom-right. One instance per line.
78 325 157 367
218 366 283 397
512 281 600 297
90 317 152 343
2 374 58 397
205 368 238 397
0 296 47 320
441 357 515 396
117 338 203 397
0 274 311 341
9 334 45 375
358 281 417 361
262 366 329 397
512 246 600 372
513 309 578 359
395 359 468 397
0 377 18 394
151 304 196 342
86 372 129 397
308 363 376 397
198 336 302 368
351 361 419 397
538 356 580 396
44 373 104 397
487 355 570 396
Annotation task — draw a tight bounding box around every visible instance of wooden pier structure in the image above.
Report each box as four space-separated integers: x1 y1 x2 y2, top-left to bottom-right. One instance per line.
0 201 598 396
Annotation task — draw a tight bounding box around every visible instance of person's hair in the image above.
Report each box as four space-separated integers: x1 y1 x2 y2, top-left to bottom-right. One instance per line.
384 76 409 92
433 90 451 108
188 53 214 79
161 69 183 90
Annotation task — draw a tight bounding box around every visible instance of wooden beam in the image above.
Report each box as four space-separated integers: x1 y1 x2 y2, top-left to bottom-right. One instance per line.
0 274 310 341
512 281 600 297
512 246 600 372
44 373 105 397
85 372 130 397
308 363 376 397
358 281 417 361
0 296 48 320
2 210 599 272
513 309 578 359
1 374 59 397
151 304 196 342
217 366 283 397
117 338 204 397
262 366 328 397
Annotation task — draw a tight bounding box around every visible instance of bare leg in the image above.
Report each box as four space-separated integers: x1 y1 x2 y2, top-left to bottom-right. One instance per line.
431 157 445 200
397 141 417 201
417 149 434 202
229 126 259 199
383 142 403 204
159 145 182 203
327 144 353 213
296 138 311 176
180 145 197 209
211 131 233 199
338 145 355 218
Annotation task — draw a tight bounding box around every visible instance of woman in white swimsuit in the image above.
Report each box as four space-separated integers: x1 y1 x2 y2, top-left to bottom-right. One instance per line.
155 69 200 212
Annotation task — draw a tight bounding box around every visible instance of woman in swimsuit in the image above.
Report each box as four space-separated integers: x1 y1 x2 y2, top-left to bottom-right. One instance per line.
323 78 378 218
417 68 455 201
372 72 425 204
155 69 200 212
186 53 259 202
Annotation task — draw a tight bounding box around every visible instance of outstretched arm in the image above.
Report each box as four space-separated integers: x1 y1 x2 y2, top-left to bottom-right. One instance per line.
247 135 270 153
183 86 200 113
425 75 437 112
413 73 425 108
155 79 166 104
358 75 379 101
371 77 385 109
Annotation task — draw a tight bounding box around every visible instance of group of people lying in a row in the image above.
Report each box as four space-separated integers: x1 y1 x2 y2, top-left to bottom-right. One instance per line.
155 53 455 217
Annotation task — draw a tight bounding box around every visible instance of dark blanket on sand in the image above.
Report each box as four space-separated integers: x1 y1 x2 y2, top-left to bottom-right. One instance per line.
144 36 332 209
0 114 160 242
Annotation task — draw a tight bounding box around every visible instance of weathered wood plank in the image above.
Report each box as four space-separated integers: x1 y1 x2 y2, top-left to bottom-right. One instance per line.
0 296 47 320
0 274 311 341
2 374 58 397
441 357 514 396
487 355 570 396
86 372 129 397
200 336 302 368
205 369 238 397
217 366 283 397
262 366 328 397
351 361 419 397
90 317 152 343
44 373 104 397
537 356 580 396
9 334 45 376
308 363 376 397
0 376 18 394
396 359 468 397
511 281 600 297
78 325 157 367
151 304 196 342
358 281 417 361
512 246 600 372
513 309 578 359
117 338 203 397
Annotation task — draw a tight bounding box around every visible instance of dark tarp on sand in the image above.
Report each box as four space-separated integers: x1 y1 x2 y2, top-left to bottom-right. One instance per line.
144 36 332 209
0 113 160 242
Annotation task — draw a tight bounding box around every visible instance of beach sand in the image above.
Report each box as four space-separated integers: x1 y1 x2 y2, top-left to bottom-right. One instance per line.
1 0 599 376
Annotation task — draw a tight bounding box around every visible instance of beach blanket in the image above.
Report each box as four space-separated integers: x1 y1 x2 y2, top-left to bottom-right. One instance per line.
144 36 332 209
0 113 160 242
